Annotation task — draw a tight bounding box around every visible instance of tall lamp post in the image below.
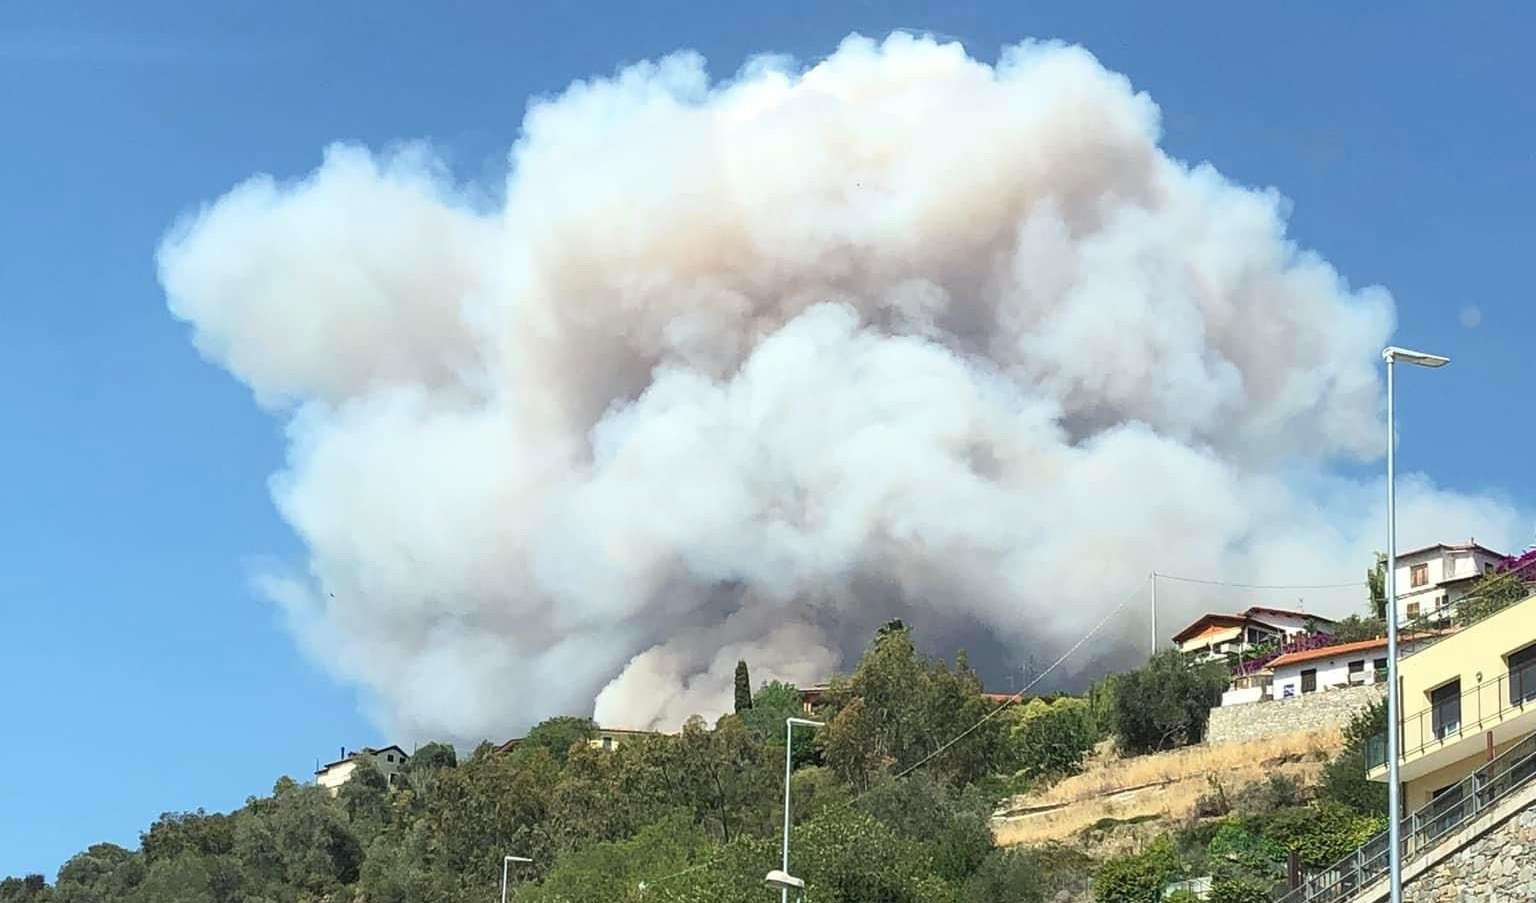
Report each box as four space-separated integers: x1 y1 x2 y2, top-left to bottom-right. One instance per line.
765 717 824 902
1383 345 1449 903
501 854 532 903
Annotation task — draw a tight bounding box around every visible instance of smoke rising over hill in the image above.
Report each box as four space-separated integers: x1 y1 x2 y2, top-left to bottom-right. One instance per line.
159 33 1525 742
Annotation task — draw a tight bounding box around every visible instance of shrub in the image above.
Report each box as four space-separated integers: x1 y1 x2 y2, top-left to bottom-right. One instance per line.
1093 837 1182 903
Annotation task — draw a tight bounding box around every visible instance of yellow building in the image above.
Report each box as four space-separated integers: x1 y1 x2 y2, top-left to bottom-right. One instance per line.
1369 591 1536 811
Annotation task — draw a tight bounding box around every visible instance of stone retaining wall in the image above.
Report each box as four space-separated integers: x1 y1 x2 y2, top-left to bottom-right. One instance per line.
1206 684 1383 745
1349 778 1536 902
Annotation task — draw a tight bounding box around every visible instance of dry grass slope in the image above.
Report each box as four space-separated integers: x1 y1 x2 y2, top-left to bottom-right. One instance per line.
991 729 1342 848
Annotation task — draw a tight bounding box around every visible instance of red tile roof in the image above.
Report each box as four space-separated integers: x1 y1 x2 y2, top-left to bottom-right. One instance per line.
1267 631 1454 669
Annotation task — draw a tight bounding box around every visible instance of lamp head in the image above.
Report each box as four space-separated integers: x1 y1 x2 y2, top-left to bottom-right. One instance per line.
1383 346 1450 368
764 869 806 891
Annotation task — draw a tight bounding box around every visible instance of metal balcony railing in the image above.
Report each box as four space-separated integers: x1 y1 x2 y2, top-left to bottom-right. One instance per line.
1277 726 1536 903
1364 665 1536 771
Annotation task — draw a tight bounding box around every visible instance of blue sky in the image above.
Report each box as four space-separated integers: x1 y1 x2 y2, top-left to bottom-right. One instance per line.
2 0 1533 880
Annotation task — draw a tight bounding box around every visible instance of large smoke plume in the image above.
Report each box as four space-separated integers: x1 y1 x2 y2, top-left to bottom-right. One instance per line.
159 33 1525 742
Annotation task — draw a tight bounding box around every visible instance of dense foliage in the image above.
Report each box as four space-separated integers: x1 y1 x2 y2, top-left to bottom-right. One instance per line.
10 620 1398 903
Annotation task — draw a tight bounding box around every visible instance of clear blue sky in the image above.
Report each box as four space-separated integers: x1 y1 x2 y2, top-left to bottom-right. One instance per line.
1 0 1532 880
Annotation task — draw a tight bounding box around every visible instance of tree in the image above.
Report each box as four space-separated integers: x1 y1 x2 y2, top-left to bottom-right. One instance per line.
1009 697 1097 779
1329 615 1385 644
1321 700 1387 815
140 811 234 866
1110 651 1228 754
960 845 1094 903
522 716 598 764
740 681 816 768
0 875 51 903
1368 552 1387 619
403 741 457 772
232 782 363 899
733 660 752 713
54 844 144 903
1093 837 1182 903
819 623 1006 789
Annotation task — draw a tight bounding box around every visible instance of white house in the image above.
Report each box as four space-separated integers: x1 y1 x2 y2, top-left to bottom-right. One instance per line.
1393 541 1505 624
1266 635 1442 701
1172 606 1335 662
315 745 409 795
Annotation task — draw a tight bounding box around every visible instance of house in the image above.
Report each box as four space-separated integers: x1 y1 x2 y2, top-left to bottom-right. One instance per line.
1392 541 1506 623
497 726 654 755
1172 606 1336 662
1266 636 1440 701
315 745 409 795
1368 587 1536 812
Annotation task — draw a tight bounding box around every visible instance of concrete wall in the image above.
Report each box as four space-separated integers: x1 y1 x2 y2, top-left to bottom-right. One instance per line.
1206 683 1383 746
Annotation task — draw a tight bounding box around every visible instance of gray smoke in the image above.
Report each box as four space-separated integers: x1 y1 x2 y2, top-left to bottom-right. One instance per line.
158 33 1525 742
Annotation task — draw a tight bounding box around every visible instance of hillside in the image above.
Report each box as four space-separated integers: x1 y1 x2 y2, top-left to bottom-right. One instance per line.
992 728 1344 852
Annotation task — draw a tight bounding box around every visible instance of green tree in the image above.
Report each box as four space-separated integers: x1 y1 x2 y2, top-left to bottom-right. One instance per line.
403 741 457 772
140 811 234 866
338 758 394 844
1329 615 1385 644
734 660 752 713
1010 697 1097 779
820 623 1006 789
1321 701 1387 815
0 875 51 903
522 716 598 764
54 844 144 903
1110 651 1228 754
232 782 363 900
740 681 816 768
960 845 1094 903
1092 837 1182 902
1368 552 1387 619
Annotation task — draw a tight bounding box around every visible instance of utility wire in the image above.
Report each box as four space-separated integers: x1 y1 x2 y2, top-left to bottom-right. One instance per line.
1154 572 1366 591
635 575 1152 893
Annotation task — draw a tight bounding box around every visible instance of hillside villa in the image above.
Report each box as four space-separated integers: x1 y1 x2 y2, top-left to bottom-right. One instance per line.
1392 541 1507 624
1172 606 1336 663
315 745 410 795
497 726 656 754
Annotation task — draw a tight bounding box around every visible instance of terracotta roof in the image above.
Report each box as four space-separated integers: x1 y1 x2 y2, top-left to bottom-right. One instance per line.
1268 631 1455 669
1171 613 1249 644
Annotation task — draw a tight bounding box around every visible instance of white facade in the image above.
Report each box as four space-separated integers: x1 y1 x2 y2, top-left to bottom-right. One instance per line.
315 745 409 795
1271 650 1389 701
1394 543 1505 623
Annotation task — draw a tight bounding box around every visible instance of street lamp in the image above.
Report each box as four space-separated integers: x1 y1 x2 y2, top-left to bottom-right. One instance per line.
766 717 823 902
501 855 532 903
1383 345 1448 903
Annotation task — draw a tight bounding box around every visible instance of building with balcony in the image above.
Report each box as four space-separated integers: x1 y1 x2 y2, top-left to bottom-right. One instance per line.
315 745 409 795
1369 588 1536 811
1392 541 1506 624
1171 606 1335 663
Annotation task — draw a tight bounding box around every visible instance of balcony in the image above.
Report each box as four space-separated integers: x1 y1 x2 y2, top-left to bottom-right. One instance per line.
1367 662 1536 781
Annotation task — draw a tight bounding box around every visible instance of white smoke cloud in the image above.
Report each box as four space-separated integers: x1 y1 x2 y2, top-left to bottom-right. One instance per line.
159 33 1526 742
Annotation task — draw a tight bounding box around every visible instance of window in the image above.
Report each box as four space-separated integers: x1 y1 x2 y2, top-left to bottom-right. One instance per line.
1485 562 1497 576
1411 563 1429 587
1435 595 1448 610
602 736 614 751
1348 660 1365 683
1431 680 1461 740
1374 657 1388 671
1407 601 1421 619
386 754 394 763
1301 669 1317 693
1509 643 1536 706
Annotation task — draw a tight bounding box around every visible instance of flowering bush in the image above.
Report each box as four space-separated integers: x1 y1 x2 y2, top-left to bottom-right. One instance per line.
1233 632 1334 676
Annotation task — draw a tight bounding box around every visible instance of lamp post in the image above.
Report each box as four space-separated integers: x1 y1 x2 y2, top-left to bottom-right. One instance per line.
1383 345 1449 903
766 717 823 902
501 855 532 903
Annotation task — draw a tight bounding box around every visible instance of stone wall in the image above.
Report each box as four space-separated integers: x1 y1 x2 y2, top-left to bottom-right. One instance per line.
1205 684 1383 745
1349 778 1536 902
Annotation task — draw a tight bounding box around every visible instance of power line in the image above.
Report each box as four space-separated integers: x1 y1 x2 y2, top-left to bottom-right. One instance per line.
634 574 1153 893
1154 572 1366 591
